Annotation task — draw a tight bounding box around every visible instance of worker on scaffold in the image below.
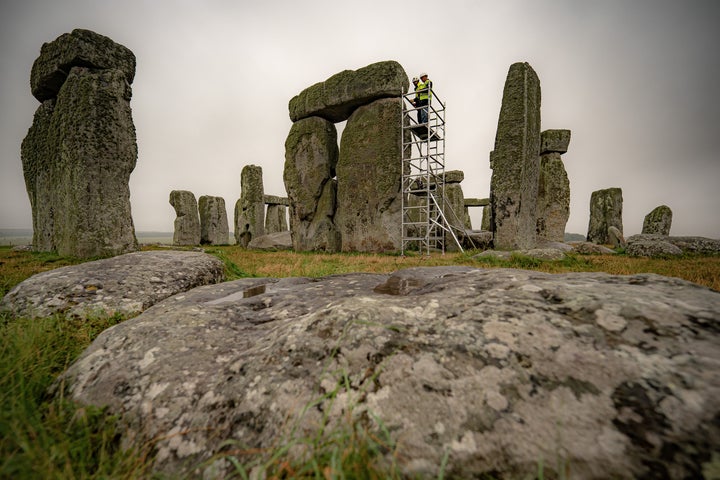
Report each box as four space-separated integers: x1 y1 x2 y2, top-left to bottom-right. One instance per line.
415 72 432 124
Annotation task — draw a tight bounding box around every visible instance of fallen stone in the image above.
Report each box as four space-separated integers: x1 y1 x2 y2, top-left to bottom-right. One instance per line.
536 239 574 251
473 248 566 261
626 236 682 258
289 60 409 123
522 247 567 260
30 28 136 102
626 234 720 256
246 231 292 250
608 225 626 249
59 266 720 479
1 251 224 319
570 242 616 255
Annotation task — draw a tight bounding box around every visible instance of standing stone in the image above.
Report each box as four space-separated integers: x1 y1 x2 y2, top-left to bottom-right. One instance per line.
265 205 288 234
536 150 570 243
441 171 466 251
481 205 491 231
284 116 341 252
21 100 55 252
199 196 229 245
642 205 673 236
489 62 541 250
587 188 623 244
169 190 201 246
336 98 403 252
21 29 138 258
234 165 265 247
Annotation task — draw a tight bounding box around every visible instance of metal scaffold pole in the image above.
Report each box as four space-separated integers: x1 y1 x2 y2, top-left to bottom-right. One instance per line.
400 85 463 256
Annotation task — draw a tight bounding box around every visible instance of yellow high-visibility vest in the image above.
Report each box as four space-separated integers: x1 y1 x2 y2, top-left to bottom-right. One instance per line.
417 79 432 101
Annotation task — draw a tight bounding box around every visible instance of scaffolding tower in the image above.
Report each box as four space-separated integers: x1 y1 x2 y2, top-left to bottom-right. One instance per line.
401 86 464 255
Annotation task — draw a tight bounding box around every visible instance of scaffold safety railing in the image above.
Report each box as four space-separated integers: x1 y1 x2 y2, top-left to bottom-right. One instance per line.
400 86 464 256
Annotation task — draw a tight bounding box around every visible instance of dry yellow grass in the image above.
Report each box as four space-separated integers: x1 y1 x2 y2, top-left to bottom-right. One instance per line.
210 247 720 291
2 246 718 298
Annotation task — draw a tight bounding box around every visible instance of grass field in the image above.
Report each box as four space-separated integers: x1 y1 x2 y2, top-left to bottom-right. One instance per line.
1 244 718 478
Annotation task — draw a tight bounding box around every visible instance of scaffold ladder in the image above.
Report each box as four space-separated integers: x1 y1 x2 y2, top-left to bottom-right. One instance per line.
400 86 464 255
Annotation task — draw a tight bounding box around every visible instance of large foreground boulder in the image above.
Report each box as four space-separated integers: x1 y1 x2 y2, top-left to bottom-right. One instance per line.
288 60 409 123
59 267 720 479
1 251 224 319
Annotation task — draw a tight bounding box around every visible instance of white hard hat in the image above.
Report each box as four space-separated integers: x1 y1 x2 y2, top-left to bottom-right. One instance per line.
412 77 419 82
420 72 428 77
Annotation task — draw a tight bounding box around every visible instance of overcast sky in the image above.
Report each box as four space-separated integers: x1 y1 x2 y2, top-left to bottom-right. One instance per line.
1 0 718 238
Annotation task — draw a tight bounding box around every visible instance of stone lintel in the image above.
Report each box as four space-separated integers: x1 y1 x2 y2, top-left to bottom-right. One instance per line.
263 195 289 206
540 129 571 155
465 198 490 207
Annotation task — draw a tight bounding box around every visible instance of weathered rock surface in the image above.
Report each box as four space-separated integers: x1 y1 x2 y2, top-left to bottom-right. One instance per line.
289 60 409 123
1 251 224 319
21 99 56 252
246 231 293 250
59 266 720 479
264 204 288 234
540 129 571 154
473 247 566 261
234 165 265 247
22 29 138 258
570 242 617 255
169 190 201 246
536 152 570 243
284 116 340 252
481 204 491 231
626 234 720 257
199 196 229 245
459 230 493 250
336 98 403 252
587 187 623 244
489 62 541 250
30 28 136 102
626 236 682 258
263 195 289 206
642 205 673 236
607 225 626 249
